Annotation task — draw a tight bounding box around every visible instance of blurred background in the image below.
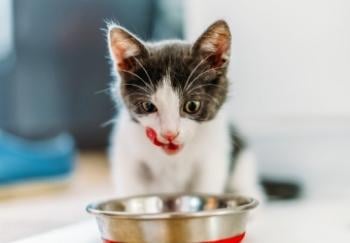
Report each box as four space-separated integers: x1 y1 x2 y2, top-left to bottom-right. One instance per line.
1 0 350 242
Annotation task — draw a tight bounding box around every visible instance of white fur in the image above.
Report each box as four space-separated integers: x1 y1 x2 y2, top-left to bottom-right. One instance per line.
227 150 265 203
151 73 181 138
107 27 263 199
110 107 231 197
109 79 263 200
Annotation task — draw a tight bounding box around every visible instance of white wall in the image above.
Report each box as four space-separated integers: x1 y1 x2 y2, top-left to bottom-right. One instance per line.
185 0 350 118
185 0 350 198
0 0 13 60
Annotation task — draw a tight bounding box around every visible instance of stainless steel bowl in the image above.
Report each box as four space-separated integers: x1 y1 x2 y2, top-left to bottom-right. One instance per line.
87 193 258 243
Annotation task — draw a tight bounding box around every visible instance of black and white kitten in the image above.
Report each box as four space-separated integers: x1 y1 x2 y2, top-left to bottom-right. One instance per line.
107 20 263 201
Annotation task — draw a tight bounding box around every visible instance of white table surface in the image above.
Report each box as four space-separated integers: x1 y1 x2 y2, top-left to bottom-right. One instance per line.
0 152 114 243
12 198 350 243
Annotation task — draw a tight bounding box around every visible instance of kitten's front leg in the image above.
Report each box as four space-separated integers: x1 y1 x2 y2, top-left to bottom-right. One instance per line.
227 150 265 203
110 150 149 198
190 155 229 194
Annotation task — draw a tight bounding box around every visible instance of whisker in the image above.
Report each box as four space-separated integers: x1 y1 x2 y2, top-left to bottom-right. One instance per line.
185 66 225 93
94 88 111 95
186 83 227 94
101 118 117 127
120 82 150 94
184 55 211 91
119 69 153 93
133 57 155 91
123 92 150 100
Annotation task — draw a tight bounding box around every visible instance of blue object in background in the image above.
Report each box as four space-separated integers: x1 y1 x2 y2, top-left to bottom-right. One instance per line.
0 130 76 185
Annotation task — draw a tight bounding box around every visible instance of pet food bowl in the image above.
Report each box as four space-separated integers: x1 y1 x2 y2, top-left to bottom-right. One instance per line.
87 193 258 243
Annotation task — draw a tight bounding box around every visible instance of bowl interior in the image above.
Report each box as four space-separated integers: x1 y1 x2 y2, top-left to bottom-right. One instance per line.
90 194 257 215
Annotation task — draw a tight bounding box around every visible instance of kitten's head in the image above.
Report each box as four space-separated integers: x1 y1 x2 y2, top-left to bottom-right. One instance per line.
108 20 231 155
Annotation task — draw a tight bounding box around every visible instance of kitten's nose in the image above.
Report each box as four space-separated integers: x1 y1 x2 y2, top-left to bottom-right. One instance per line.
161 131 179 141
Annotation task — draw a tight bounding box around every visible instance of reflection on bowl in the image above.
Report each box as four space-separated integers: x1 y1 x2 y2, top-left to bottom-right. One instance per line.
87 193 258 243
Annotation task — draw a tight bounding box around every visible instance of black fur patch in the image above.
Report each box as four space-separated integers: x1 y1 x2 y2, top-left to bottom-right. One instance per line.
138 161 154 183
109 20 232 122
224 126 247 191
130 115 139 123
229 126 246 173
118 42 230 122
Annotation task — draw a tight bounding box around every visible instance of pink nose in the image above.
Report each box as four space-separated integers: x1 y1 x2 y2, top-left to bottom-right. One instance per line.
161 131 179 141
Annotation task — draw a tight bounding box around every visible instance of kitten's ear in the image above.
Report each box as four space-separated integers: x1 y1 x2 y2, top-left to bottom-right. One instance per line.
108 25 148 71
192 20 231 68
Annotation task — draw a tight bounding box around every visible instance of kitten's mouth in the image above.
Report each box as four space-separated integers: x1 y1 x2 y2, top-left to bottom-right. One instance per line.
146 127 182 155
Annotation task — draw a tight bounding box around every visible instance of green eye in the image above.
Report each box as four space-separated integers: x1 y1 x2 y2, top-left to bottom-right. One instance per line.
184 100 201 114
141 101 157 113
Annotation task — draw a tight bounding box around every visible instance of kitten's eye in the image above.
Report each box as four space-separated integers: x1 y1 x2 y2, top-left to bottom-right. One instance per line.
184 100 201 114
141 101 157 113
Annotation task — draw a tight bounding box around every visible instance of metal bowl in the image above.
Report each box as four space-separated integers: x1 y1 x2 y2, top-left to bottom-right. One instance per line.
87 193 258 243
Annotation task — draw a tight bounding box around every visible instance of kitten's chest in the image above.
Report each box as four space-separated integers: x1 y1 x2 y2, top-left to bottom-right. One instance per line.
114 109 231 191
139 148 197 190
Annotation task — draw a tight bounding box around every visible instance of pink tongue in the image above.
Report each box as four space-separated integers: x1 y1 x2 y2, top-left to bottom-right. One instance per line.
146 127 164 146
146 127 156 140
167 143 179 150
146 127 179 150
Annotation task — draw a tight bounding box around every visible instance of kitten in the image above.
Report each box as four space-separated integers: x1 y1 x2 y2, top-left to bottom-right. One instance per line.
107 20 263 201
